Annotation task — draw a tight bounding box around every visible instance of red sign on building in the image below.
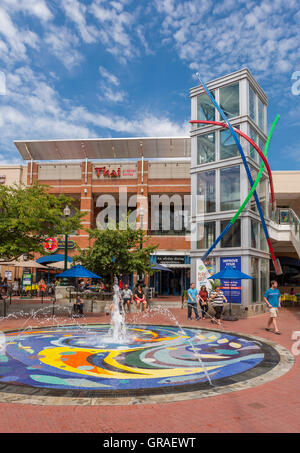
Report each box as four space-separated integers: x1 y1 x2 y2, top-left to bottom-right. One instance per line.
42 237 59 253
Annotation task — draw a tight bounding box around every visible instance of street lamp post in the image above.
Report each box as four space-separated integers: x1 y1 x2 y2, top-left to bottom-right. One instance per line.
140 206 144 249
61 205 71 287
138 206 145 285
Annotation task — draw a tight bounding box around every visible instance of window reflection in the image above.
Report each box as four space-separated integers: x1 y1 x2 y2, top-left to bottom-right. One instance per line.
197 132 215 164
220 165 240 211
197 170 216 213
220 127 239 160
249 127 258 163
251 220 259 249
197 92 215 127
197 222 216 249
251 257 259 302
220 83 239 118
249 85 256 123
220 219 241 247
258 97 265 132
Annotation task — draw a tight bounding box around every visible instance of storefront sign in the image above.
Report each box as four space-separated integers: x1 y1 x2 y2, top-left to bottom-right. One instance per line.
42 237 76 253
220 256 242 304
156 256 185 265
93 164 137 179
42 238 58 253
95 167 121 178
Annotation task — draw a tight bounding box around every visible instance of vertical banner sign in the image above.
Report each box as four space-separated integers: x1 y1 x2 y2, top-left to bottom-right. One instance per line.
220 257 242 304
22 272 32 288
196 259 214 292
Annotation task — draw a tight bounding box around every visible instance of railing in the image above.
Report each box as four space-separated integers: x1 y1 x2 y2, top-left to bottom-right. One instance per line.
270 207 300 257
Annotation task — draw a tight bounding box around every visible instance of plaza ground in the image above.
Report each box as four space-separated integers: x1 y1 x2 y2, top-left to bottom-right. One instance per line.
0 306 299 433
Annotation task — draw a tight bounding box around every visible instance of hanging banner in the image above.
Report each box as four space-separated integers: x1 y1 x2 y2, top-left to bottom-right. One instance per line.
220 257 242 304
196 259 214 292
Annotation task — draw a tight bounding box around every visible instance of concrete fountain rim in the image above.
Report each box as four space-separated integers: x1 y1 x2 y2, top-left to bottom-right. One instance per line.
0 322 294 406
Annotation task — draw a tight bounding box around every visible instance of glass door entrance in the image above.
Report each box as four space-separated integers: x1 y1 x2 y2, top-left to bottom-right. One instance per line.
151 268 190 296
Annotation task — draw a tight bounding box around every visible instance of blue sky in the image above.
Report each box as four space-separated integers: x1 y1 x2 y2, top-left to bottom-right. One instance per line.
0 0 299 170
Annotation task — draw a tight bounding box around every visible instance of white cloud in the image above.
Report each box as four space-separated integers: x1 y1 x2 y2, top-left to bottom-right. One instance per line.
1 0 52 22
44 25 83 68
99 66 120 86
0 64 188 164
90 0 138 63
0 7 39 64
98 65 127 103
61 0 98 43
154 0 300 82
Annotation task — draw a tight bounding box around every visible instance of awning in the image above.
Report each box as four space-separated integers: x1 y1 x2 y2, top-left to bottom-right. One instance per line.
14 137 191 161
36 254 73 265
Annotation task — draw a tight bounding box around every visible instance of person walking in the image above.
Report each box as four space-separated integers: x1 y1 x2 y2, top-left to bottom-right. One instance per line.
264 280 281 334
198 285 209 319
210 285 227 327
187 283 200 320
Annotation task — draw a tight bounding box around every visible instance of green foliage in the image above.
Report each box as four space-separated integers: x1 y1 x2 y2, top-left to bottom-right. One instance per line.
0 183 83 260
208 279 221 296
75 223 158 285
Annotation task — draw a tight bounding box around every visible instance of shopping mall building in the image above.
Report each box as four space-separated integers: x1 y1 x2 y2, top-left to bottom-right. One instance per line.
1 68 299 308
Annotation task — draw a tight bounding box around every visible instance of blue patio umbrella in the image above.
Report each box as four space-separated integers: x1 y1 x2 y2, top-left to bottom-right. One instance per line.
56 264 101 279
208 265 253 321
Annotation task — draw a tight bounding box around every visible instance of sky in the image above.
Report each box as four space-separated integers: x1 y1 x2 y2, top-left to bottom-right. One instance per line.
0 0 299 170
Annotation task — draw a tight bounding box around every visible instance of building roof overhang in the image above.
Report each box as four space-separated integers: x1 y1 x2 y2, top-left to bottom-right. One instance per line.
14 137 191 161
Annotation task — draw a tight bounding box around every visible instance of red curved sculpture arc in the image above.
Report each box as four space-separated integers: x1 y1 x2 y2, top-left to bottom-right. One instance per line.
189 120 275 205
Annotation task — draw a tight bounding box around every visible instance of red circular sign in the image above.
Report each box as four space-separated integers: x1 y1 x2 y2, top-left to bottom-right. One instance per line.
42 237 58 253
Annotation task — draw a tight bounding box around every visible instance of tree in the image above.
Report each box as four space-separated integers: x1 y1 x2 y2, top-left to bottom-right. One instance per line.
0 183 83 260
75 224 158 285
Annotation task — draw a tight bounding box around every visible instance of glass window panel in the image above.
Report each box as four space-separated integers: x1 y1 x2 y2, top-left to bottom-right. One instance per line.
260 258 269 298
197 92 215 127
258 175 268 218
249 165 258 212
258 97 265 132
260 226 268 251
220 126 239 160
249 85 256 122
251 257 259 302
220 83 239 118
258 136 265 166
220 165 240 211
220 219 241 247
251 220 259 249
197 170 216 213
197 132 215 164
249 127 258 162
197 221 216 249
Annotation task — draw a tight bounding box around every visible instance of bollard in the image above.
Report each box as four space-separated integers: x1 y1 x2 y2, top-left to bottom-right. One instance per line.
3 299 7 318
52 298 55 316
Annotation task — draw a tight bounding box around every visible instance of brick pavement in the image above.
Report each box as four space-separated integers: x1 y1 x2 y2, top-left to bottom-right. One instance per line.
0 306 299 433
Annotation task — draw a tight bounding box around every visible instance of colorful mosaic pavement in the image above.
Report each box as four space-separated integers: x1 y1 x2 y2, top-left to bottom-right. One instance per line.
0 324 280 397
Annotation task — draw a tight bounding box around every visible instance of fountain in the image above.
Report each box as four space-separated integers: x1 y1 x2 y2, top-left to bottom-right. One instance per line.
108 277 128 343
0 282 291 404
